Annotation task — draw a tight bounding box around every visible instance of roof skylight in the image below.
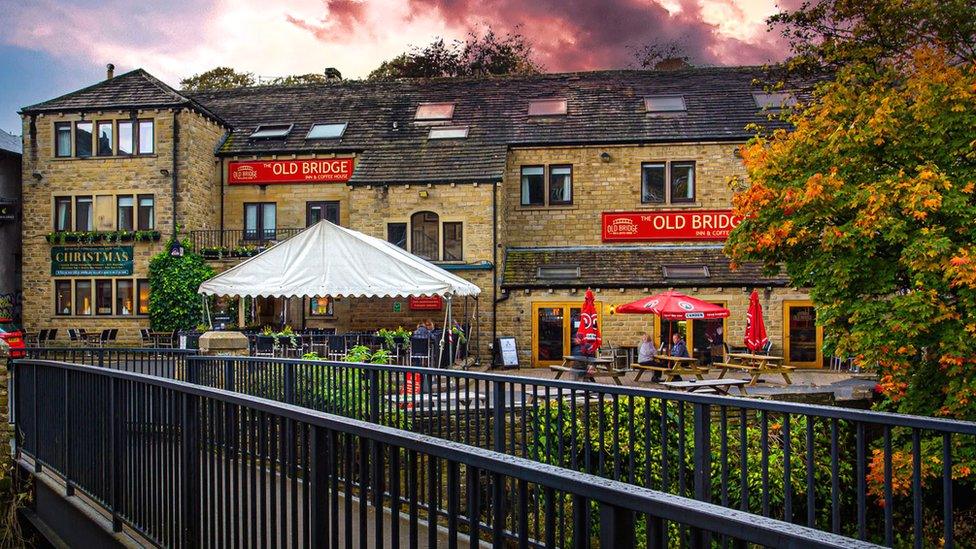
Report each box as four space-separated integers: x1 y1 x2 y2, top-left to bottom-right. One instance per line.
250 124 293 139
428 126 468 139
415 102 455 121
662 265 710 279
644 95 686 112
528 98 567 116
538 265 580 280
753 92 797 110
306 123 347 139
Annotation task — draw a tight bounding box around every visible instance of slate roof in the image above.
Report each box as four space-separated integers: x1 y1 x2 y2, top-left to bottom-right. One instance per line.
501 245 789 289
0 130 20 155
186 66 797 184
20 69 225 124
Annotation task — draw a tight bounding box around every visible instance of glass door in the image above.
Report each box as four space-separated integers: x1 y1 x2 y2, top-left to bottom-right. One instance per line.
783 300 822 367
532 302 601 366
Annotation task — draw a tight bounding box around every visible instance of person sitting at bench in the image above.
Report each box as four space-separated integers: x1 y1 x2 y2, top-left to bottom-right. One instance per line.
670 333 689 358
636 332 661 381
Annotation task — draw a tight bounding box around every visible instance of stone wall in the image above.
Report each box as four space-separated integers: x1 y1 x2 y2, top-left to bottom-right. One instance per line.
177 110 225 232
502 142 746 247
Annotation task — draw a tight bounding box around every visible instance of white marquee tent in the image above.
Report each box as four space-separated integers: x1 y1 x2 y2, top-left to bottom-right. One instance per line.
198 220 481 365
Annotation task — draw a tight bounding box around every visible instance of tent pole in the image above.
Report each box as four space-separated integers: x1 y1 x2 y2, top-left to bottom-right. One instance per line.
438 297 449 368
447 295 454 369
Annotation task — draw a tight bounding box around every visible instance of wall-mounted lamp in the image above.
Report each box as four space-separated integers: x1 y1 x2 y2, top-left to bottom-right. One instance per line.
168 240 185 258
159 169 170 176
31 172 42 181
418 190 429 199
733 147 743 159
600 152 611 163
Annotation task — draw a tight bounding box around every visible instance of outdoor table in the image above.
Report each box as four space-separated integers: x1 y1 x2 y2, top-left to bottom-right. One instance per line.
716 353 795 386
385 392 487 411
550 355 623 385
633 355 706 383
661 379 749 396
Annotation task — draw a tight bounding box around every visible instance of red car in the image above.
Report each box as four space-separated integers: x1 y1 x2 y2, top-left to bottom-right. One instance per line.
0 319 26 359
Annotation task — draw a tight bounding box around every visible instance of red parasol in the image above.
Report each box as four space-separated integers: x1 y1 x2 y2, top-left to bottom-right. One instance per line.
744 290 769 352
614 290 731 320
576 288 602 356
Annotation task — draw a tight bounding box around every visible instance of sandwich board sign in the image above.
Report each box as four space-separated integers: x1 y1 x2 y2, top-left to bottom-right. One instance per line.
494 337 519 369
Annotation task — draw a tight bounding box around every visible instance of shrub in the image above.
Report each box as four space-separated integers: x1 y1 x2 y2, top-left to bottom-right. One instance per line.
147 238 214 332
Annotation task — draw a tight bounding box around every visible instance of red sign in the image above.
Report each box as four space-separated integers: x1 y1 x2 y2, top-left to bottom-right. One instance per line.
228 158 353 184
602 210 741 242
408 296 443 311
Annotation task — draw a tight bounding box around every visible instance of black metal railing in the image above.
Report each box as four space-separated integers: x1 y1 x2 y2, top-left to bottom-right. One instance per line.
182 355 976 547
13 359 877 548
185 228 304 258
26 347 195 378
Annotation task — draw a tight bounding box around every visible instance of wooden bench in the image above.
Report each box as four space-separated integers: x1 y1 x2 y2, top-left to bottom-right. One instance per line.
662 379 749 396
716 360 796 385
550 365 625 385
633 361 706 383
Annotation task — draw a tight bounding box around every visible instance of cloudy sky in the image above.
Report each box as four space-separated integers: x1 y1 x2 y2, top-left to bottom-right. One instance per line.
0 0 792 135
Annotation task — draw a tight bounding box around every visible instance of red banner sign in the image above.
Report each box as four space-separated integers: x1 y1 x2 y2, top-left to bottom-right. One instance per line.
408 296 443 311
602 210 741 242
228 158 353 184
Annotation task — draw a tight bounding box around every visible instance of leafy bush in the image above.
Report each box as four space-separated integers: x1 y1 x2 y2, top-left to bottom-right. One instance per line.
147 238 214 331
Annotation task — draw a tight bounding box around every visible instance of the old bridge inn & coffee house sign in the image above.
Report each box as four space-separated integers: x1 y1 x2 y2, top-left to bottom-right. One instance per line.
51 246 134 276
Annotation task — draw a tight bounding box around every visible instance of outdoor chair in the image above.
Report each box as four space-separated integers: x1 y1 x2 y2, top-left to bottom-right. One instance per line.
97 329 111 347
43 328 58 345
409 336 431 368
760 340 773 355
32 329 49 346
67 329 81 346
327 335 346 360
140 328 155 348
108 329 119 345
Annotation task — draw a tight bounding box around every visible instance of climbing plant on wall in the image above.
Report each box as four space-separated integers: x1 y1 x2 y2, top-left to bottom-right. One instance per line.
147 238 215 332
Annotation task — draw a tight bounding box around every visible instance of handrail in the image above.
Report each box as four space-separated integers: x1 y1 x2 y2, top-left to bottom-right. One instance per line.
12 359 880 548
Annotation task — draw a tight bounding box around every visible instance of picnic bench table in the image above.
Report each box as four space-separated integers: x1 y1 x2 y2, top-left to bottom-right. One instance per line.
385 392 487 410
715 353 795 386
633 355 707 383
550 355 624 385
661 379 749 396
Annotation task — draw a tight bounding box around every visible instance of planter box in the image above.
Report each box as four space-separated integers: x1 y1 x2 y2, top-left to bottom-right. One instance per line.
46 230 162 244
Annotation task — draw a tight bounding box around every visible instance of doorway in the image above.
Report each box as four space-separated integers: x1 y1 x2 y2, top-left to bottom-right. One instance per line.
783 300 823 367
531 301 602 366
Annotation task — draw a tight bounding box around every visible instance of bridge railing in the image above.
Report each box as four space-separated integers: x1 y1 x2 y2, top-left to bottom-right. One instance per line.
12 358 879 548
26 347 194 378
181 355 976 547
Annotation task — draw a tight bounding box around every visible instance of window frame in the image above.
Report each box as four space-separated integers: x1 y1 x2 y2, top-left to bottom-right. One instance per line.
74 195 94 231
95 279 113 316
249 123 293 139
137 119 155 154
387 222 407 250
137 279 151 315
117 120 134 156
414 102 456 121
305 122 347 139
640 161 696 205
243 202 277 240
54 280 72 316
308 296 334 317
547 164 574 206
54 122 72 157
520 165 546 207
442 221 463 262
669 161 696 204
306 201 340 227
410 211 440 261
75 121 93 158
54 196 72 231
528 98 567 117
96 120 114 156
116 279 135 316
74 280 93 316
644 95 687 113
137 194 155 230
117 195 134 232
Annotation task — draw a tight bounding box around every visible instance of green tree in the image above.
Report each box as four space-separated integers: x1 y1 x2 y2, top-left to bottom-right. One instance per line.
768 0 976 75
368 28 541 79
180 66 256 91
147 239 214 332
725 49 976 421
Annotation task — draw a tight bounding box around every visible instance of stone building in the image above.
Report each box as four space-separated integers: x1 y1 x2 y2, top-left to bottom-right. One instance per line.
19 66 824 367
0 129 22 320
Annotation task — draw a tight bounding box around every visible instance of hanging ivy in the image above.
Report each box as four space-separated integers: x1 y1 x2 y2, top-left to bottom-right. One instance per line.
148 238 215 332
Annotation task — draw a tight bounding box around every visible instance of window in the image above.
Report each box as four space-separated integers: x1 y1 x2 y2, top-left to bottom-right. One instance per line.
117 195 134 231
116 279 134 315
528 98 567 116
55 122 72 157
415 102 455 121
249 124 292 139
670 161 695 203
753 92 796 110
138 119 154 153
75 280 92 316
75 196 93 231
442 222 463 261
55 281 72 316
306 201 339 227
306 123 347 139
428 126 468 139
387 223 407 250
410 211 439 261
309 297 333 316
662 265 709 279
54 197 72 231
644 95 686 113
549 165 573 205
117 121 133 155
522 165 573 207
537 265 580 280
244 203 276 240
520 166 545 206
137 195 154 230
75 121 93 158
95 280 113 315
641 161 695 204
96 121 113 156
137 279 151 315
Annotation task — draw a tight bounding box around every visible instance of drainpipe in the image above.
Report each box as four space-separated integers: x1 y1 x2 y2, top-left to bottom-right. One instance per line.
491 180 497 352
171 110 180 238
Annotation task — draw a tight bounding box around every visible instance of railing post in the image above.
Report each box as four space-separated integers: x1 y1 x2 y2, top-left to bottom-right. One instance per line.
368 369 380 424
284 362 295 404
693 401 712 549
31 362 39 474
599 501 635 548
223 358 235 392
492 381 505 453
185 356 198 385
63 368 73 496
108 376 122 532
310 426 328 547
181 392 201 546
97 348 105 369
